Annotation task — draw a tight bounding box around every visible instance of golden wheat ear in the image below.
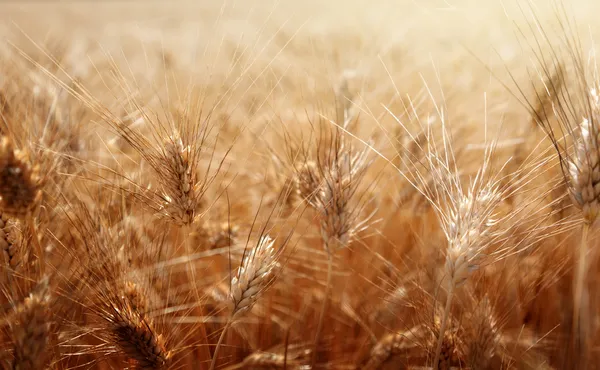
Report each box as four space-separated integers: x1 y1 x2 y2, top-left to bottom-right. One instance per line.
10 277 52 370
83 262 173 369
237 342 312 370
0 137 42 219
109 305 172 370
363 326 426 370
0 213 24 270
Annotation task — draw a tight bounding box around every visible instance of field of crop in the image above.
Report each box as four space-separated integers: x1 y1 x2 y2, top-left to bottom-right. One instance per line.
0 0 599 369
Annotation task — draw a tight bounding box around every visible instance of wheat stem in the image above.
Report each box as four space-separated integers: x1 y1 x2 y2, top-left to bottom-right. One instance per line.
183 224 212 361
432 283 454 369
209 318 232 370
311 250 333 368
573 221 590 361
26 217 44 275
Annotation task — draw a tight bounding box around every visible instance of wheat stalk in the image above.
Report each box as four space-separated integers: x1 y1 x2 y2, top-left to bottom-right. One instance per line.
209 234 280 370
525 55 600 366
302 121 373 367
428 159 502 368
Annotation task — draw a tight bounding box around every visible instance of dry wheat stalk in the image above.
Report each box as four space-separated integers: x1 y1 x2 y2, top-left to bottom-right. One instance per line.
209 234 281 370
306 128 373 368
68 199 172 368
444 186 499 287
431 166 502 369
521 25 600 365
427 313 464 370
568 98 600 223
405 115 516 369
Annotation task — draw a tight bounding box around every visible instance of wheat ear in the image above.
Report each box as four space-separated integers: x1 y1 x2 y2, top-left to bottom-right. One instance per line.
0 137 45 273
11 279 51 370
363 326 424 370
110 304 172 369
0 213 21 270
0 137 42 218
160 130 199 226
95 276 172 369
309 136 371 368
464 298 500 369
522 25 600 364
432 184 501 368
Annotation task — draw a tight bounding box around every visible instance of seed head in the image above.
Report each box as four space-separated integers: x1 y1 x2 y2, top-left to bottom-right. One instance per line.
230 235 278 318
11 280 51 370
159 131 199 225
110 308 172 369
0 213 22 269
312 147 371 252
567 89 600 223
0 137 42 218
445 186 499 287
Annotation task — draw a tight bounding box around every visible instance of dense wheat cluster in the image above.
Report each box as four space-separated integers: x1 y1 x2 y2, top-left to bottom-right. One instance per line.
3 0 600 369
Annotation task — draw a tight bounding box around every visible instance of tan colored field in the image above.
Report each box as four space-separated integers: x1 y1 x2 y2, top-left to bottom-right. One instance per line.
0 0 599 369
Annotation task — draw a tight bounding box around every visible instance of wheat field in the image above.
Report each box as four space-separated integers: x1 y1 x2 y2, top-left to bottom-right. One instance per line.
0 0 599 369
